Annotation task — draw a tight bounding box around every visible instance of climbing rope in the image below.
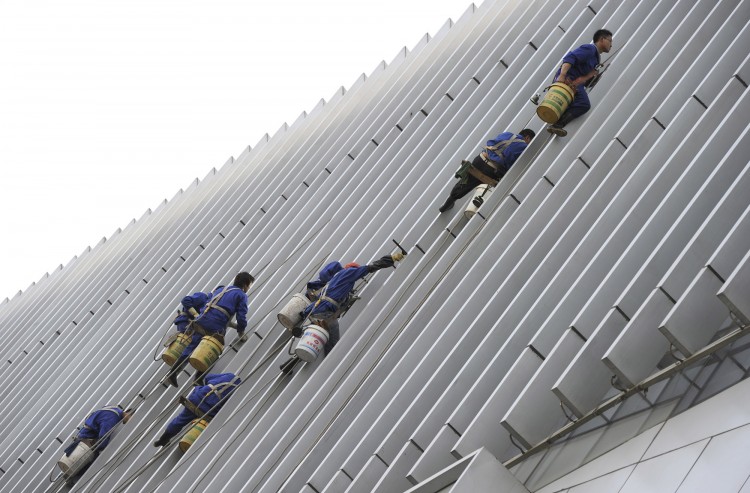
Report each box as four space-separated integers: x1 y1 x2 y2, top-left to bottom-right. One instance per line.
269 166 537 490
50 250 325 491
109 336 293 493
150 219 329 362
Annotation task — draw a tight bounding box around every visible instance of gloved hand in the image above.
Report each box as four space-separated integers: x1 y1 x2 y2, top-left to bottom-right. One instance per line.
188 307 199 318
369 255 396 270
391 252 405 262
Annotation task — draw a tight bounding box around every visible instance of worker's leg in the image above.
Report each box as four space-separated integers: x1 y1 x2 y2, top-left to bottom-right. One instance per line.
155 408 197 446
166 355 189 387
322 317 340 356
440 157 483 212
179 332 202 359
548 87 591 136
63 440 80 456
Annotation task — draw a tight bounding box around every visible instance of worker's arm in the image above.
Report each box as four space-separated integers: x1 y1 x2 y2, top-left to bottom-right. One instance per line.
234 293 248 335
367 253 405 273
181 292 210 317
556 62 573 83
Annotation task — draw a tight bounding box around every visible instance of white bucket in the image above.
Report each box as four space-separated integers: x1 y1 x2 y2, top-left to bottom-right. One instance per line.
464 184 492 219
57 442 94 476
277 293 311 330
294 325 329 362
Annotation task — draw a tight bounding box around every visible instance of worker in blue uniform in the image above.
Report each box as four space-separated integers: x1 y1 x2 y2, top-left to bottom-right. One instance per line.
280 252 405 373
61 405 133 482
165 288 218 387
153 373 241 447
439 129 535 213
547 29 613 137
192 272 253 342
172 272 253 385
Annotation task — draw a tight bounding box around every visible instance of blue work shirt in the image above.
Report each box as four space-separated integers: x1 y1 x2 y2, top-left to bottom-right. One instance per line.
306 262 343 298
195 285 248 335
71 406 124 452
304 265 371 317
557 43 600 81
172 290 215 332
187 373 241 417
484 132 528 171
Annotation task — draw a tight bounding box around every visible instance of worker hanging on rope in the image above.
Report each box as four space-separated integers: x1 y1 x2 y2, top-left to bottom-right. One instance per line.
163 286 222 387
58 405 133 485
279 251 406 374
438 129 535 213
175 272 253 386
544 29 613 137
153 372 240 448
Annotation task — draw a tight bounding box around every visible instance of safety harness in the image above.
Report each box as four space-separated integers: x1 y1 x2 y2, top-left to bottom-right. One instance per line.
458 136 525 186
309 284 342 321
188 286 239 340
481 137 526 171
201 286 238 320
179 377 241 421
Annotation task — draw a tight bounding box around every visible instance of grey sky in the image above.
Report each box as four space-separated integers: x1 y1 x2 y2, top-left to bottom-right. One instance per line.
0 0 472 300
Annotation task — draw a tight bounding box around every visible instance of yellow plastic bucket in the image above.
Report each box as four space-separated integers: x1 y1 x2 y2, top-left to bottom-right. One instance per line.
536 82 576 123
178 418 209 452
162 333 192 366
188 335 224 372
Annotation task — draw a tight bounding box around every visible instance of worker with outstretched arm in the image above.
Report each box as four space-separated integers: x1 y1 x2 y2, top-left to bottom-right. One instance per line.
439 129 535 213
280 252 405 373
153 372 241 447
546 29 613 137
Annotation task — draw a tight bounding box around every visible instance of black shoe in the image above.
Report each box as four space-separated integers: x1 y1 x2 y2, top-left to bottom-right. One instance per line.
166 357 188 387
167 372 179 388
292 326 304 338
439 199 455 213
547 125 568 137
279 356 299 375
153 434 170 447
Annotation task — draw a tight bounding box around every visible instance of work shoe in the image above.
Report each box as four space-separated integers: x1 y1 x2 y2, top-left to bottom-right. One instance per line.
166 372 179 388
279 356 299 375
153 434 170 447
547 125 568 137
166 357 188 388
438 199 455 213
292 325 304 338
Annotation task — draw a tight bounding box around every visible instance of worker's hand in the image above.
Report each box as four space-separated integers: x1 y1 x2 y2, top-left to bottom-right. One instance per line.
391 252 405 262
188 307 199 318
